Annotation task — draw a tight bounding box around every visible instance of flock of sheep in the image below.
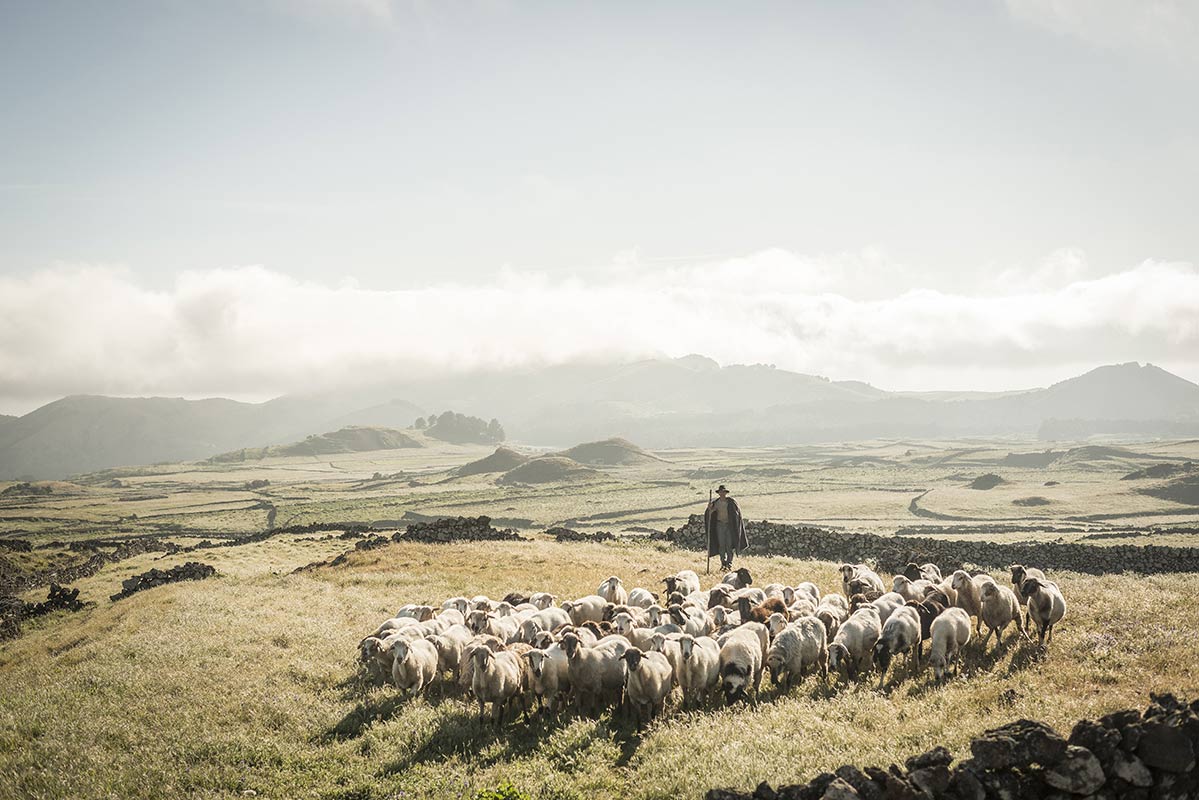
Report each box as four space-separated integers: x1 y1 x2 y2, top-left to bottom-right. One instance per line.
357 561 1067 729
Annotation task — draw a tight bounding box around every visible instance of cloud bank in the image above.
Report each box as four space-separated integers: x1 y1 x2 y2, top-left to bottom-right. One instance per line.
1 251 1198 414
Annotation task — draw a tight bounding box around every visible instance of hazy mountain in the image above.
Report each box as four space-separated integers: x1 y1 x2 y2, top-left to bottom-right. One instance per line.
1 359 1197 479
208 426 421 462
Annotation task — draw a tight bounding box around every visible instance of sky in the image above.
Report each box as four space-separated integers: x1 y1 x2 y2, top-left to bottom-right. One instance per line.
1 0 1198 415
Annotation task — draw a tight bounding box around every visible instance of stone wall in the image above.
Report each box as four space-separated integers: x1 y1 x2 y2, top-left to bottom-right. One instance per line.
109 562 216 601
397 516 526 544
1 583 87 641
707 693 1196 800
661 516 1199 575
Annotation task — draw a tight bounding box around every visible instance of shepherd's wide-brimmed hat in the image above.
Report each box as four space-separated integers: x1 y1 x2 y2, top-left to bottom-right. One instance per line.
715 485 729 494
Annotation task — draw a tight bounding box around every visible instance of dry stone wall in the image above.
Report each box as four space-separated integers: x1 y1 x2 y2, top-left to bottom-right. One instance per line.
707 693 1197 800
109 562 216 601
661 515 1199 574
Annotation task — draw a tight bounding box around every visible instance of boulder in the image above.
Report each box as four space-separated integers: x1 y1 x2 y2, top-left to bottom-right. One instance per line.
1040 745 1105 795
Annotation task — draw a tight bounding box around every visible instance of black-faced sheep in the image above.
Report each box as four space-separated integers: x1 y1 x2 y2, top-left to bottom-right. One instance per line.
722 567 753 589
874 604 921 689
829 606 882 682
1021 577 1066 646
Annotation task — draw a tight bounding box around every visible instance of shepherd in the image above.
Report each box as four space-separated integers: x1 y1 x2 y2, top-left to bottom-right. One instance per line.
705 485 749 573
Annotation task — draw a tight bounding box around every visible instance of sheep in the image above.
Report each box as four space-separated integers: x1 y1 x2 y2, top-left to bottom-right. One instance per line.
765 612 791 640
922 585 954 610
597 576 629 605
627 587 657 609
786 595 818 620
502 592 531 607
1010 565 1047 627
529 592 557 610
815 594 850 641
737 596 789 628
435 608 465 627
874 604 921 689
668 604 710 638
442 597 469 614
562 595 608 626
471 646 524 727
457 635 506 694
718 624 765 705
373 616 418 637
848 577 884 601
470 595 494 610
1021 577 1066 646
928 607 971 682
732 587 767 607
395 604 435 621
868 592 901 628
389 637 439 697
722 567 753 589
707 584 736 609
649 631 685 686
604 603 651 627
516 607 572 643
428 624 473 682
892 575 934 602
950 570 992 632
765 616 828 691
622 648 673 729
466 610 521 642
761 582 788 601
676 634 721 709
978 580 1025 650
709 605 740 630
840 563 885 598
663 570 701 597
525 644 571 715
911 598 946 644
626 622 683 652
793 582 821 603
828 606 882 682
903 562 943 583
560 631 628 716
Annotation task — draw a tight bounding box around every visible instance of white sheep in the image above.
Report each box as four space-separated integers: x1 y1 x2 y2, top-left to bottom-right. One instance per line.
427 624 473 682
904 562 943 583
815 594 850 641
562 595 608 626
395 604 435 621
1021 577 1066 646
627 587 657 609
829 606 882 682
389 637 439 696
950 570 991 632
649 631 685 686
621 647 673 729
471 646 524 727
892 576 933 602
978 580 1025 650
525 644 570 715
441 597 469 614
668 604 710 638
676 634 721 709
597 576 629 605
874 604 921 689
1010 565 1047 627
839 563 885 598
529 592 557 610
373 616 418 637
560 631 629 716
765 616 828 691
762 582 788 601
663 569 701 597
516 607 571 643
717 624 765 705
928 607 971 682
457 635 506 694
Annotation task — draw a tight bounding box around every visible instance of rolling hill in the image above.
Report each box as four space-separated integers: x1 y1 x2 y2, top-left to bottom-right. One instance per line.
2 359 1198 479
207 426 422 462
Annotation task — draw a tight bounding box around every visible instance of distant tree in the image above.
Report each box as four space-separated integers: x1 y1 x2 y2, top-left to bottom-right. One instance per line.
425 410 505 445
414 416 427 429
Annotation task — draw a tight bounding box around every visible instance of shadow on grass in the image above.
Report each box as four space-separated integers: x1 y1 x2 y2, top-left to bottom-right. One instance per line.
322 676 465 742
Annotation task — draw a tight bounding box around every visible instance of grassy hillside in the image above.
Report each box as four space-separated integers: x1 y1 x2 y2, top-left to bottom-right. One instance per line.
2 538 1196 800
208 426 422 462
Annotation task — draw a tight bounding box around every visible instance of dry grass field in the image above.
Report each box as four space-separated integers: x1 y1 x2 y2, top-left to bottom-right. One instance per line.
2 436 1199 799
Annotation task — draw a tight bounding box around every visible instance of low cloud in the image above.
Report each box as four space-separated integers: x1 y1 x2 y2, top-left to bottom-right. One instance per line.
1 251 1198 414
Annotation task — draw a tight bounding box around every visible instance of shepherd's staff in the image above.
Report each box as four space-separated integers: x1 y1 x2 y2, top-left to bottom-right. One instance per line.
705 487 713 574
